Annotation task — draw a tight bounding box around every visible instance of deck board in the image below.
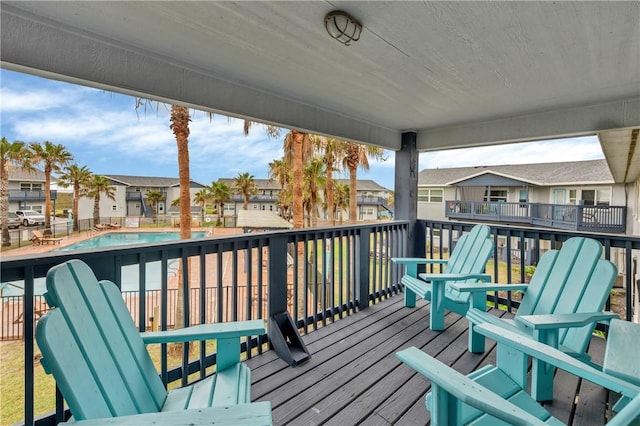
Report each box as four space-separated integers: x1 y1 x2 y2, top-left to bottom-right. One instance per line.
246 295 609 426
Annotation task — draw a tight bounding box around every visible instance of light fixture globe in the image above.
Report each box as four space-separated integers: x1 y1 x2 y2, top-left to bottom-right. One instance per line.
324 10 362 46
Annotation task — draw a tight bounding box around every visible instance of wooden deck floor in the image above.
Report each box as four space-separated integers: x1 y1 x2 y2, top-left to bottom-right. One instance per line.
246 295 613 426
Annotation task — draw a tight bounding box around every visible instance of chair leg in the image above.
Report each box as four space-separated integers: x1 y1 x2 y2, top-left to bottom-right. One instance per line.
404 289 416 308
429 280 446 331
531 359 555 402
468 322 486 353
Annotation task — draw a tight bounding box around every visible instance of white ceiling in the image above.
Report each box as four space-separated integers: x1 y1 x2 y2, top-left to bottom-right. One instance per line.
1 1 639 181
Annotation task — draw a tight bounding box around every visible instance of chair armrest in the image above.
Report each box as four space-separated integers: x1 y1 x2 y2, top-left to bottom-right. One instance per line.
606 394 640 426
475 323 640 398
450 282 529 293
516 312 619 330
141 320 265 344
418 273 492 283
396 347 549 426
391 257 448 265
66 402 273 425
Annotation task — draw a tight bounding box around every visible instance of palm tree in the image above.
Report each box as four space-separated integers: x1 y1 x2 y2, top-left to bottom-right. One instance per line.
233 172 257 210
29 141 73 230
84 175 115 225
57 164 92 232
208 181 231 226
284 130 314 228
333 182 350 224
170 105 192 240
342 143 385 224
1 138 31 246
268 158 291 218
314 136 346 226
169 104 192 331
145 190 164 218
303 158 326 227
193 189 209 222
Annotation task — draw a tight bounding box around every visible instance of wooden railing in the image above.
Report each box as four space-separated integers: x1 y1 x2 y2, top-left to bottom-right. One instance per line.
3 219 638 425
419 220 639 320
1 221 407 425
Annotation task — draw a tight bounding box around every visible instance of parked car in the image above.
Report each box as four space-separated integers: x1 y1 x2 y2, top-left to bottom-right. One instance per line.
15 210 46 226
1 212 21 229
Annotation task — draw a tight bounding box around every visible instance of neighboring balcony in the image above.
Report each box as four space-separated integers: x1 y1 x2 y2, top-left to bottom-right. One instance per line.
445 200 627 233
8 189 57 203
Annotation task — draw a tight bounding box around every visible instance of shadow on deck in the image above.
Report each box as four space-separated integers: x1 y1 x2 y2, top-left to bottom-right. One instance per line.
247 296 611 425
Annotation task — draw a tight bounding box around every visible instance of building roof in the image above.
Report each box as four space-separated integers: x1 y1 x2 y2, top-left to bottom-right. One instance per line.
218 178 281 191
218 177 391 192
103 174 205 188
333 179 390 192
8 166 48 182
236 209 293 231
418 159 614 187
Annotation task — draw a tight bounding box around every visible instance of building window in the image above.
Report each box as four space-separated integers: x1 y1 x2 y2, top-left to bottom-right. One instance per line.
112 205 117 211
568 189 577 205
484 189 507 202
418 188 444 203
20 183 43 191
581 188 610 206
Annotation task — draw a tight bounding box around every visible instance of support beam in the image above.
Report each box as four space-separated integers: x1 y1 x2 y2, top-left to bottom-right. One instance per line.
394 133 424 259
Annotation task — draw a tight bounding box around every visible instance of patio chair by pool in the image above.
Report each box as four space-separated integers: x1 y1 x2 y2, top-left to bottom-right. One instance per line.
452 236 618 401
391 224 493 330
35 259 271 424
396 320 640 426
30 230 63 245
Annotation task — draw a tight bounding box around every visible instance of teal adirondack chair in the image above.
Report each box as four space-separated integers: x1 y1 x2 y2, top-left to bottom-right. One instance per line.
396 320 640 426
35 259 272 425
451 236 618 401
391 224 493 330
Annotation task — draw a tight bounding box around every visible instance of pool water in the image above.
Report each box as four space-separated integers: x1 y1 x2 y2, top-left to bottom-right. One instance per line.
2 231 207 296
56 231 207 251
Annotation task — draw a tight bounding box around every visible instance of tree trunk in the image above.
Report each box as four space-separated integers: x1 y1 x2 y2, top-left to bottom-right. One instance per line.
93 195 100 225
172 105 192 332
44 166 52 229
326 163 335 226
72 182 80 232
292 130 305 229
1 161 10 246
349 166 358 224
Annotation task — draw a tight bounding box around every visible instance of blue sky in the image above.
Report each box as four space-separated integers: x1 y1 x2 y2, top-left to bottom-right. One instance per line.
1 69 605 190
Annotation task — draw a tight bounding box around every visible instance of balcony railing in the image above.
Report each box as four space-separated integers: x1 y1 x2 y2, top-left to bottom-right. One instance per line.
1 221 407 425
419 220 639 321
8 190 57 202
3 220 638 425
445 200 627 233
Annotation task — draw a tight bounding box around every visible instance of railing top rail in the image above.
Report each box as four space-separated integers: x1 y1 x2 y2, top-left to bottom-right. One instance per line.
421 219 639 248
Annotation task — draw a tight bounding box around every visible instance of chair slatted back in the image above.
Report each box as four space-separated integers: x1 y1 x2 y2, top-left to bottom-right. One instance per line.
446 225 491 275
36 260 167 420
516 238 617 355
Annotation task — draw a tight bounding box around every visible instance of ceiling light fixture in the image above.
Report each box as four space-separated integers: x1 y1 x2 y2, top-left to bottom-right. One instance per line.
324 10 362 46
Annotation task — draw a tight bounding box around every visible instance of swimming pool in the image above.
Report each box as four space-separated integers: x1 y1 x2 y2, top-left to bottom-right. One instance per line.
2 231 207 296
56 231 207 251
